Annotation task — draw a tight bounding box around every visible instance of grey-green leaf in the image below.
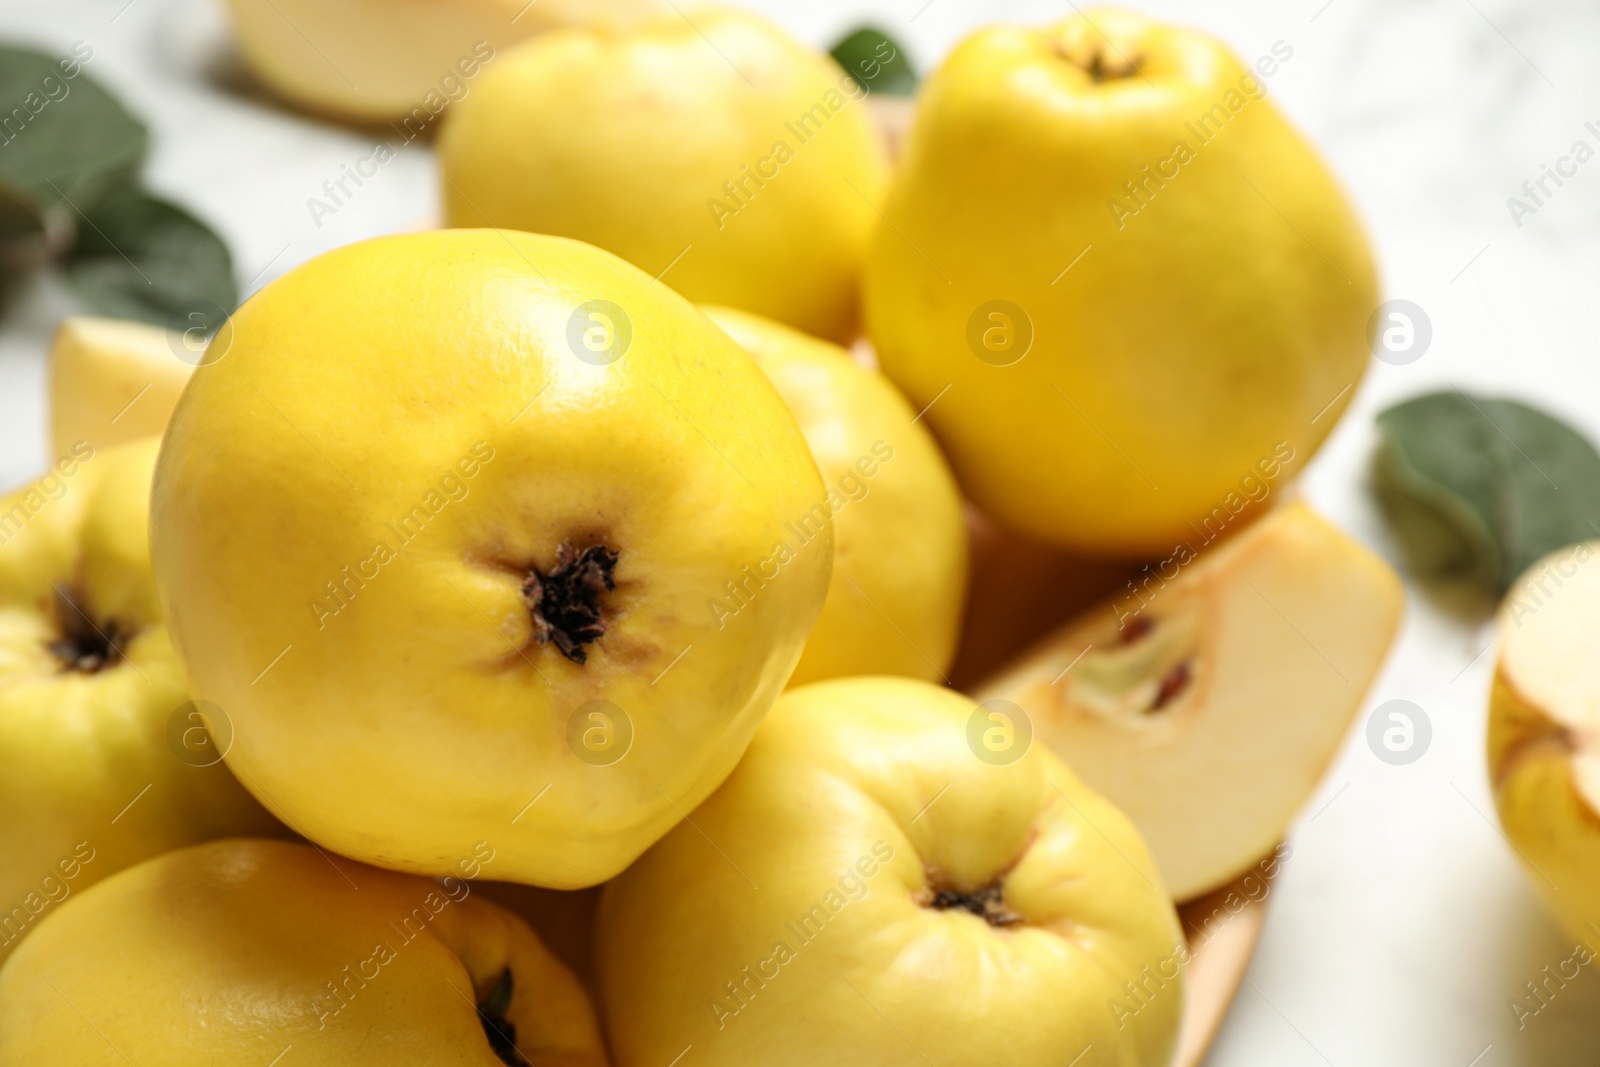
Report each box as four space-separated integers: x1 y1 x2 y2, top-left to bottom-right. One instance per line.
1372 391 1600 597
0 173 46 267
0 44 147 211
829 27 918 96
61 185 237 325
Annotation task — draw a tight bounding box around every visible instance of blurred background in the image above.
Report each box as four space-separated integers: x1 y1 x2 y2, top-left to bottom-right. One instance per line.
2 1 1598 1063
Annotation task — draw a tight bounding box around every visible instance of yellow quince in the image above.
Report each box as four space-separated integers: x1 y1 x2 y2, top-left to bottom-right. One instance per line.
0 438 281 966
704 305 967 686
438 8 889 342
863 9 1377 554
0 838 606 1066
150 229 831 889
597 677 1183 1066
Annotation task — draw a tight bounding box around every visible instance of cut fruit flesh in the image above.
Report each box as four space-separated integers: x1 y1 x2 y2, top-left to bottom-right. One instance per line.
1491 542 1600 770
1488 542 1600 949
977 501 1403 902
49 316 192 458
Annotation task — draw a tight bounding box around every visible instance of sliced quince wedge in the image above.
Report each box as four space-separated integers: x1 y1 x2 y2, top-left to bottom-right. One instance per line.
1489 541 1600 948
978 501 1403 901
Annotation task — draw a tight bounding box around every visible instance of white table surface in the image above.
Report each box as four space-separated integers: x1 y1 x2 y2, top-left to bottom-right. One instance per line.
4 1 1599 1064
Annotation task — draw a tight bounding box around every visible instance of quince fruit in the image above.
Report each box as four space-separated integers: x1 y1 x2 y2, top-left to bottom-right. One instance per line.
438 8 888 342
49 316 191 459
704 305 966 685
979 501 1402 900
0 838 606 1066
1489 541 1600 950
223 0 658 124
863 9 1378 554
0 438 281 965
149 229 831 889
596 676 1183 1066
476 882 601 992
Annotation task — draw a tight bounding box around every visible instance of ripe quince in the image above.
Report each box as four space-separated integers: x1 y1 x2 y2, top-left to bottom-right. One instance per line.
149 230 831 889
438 8 889 342
0 438 281 965
704 305 966 685
0 838 606 1066
863 9 1378 554
596 676 1183 1066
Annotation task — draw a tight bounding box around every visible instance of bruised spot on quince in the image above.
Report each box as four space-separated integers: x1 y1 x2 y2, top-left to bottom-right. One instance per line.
47 583 128 674
523 542 619 665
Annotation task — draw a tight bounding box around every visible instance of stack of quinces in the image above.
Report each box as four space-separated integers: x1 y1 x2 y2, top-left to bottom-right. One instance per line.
0 8 1416 1067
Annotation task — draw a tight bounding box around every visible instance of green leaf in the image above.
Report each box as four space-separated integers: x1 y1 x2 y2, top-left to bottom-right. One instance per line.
0 177 41 240
0 196 42 316
0 44 147 211
1372 391 1600 597
829 27 918 96
61 184 237 325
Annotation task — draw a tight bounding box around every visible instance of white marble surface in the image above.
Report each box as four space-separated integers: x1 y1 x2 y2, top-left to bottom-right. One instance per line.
3 1 1599 1064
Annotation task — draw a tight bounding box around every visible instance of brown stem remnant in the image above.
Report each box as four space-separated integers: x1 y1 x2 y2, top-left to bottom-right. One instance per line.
1051 36 1144 82
477 968 527 1066
1084 48 1142 82
929 881 1025 928
48 585 125 674
522 543 618 665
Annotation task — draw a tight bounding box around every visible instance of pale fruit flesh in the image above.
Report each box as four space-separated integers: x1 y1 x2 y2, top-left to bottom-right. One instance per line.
48 316 192 460
978 501 1403 901
223 0 660 123
596 677 1184 1067
0 839 607 1066
702 305 968 686
1489 541 1600 950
